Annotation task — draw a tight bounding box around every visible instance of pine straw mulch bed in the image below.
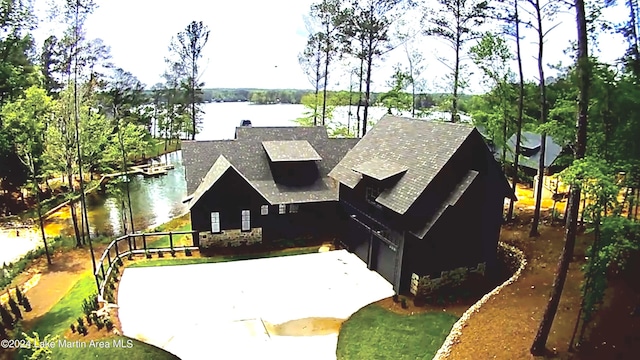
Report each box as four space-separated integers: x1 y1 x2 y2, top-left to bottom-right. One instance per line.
444 210 640 360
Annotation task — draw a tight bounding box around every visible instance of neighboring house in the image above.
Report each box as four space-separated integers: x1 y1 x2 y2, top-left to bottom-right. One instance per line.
328 115 515 293
503 131 563 172
182 126 358 245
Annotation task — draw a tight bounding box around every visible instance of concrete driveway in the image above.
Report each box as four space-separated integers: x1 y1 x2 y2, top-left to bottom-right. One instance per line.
117 250 394 360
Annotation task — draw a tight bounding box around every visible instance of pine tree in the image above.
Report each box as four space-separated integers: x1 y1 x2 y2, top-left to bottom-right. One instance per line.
0 319 7 338
8 296 22 320
0 305 14 330
22 295 32 312
15 287 24 305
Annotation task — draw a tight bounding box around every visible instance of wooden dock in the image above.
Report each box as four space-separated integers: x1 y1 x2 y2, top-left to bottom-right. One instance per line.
129 163 174 178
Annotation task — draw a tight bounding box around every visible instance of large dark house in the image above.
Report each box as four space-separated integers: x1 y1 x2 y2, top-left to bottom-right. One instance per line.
328 115 515 292
182 126 358 245
183 115 513 294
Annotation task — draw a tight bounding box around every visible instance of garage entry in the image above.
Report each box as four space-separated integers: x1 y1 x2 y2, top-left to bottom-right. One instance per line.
346 215 400 291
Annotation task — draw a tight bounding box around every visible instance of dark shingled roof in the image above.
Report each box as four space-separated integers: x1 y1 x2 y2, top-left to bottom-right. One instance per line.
183 126 359 205
352 158 408 181
503 131 563 170
329 115 475 215
261 140 322 162
411 170 479 239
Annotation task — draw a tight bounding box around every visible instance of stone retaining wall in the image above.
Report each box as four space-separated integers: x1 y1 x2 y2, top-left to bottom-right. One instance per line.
199 228 262 248
433 241 527 359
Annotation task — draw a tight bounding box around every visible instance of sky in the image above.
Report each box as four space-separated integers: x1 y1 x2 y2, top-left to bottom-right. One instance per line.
32 0 630 94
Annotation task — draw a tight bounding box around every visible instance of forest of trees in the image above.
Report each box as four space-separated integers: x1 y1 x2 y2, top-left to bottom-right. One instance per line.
295 0 640 354
0 1 213 262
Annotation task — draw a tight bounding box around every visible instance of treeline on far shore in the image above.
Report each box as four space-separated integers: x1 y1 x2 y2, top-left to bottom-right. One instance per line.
167 88 470 109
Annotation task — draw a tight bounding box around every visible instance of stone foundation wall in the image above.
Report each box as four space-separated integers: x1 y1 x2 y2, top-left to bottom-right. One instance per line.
199 228 262 248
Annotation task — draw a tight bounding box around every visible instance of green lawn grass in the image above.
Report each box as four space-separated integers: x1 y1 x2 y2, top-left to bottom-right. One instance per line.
21 272 177 360
146 224 192 248
128 247 322 268
336 303 458 360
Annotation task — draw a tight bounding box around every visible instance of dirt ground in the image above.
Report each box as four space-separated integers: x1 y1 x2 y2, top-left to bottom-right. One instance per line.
264 317 344 336
446 208 640 360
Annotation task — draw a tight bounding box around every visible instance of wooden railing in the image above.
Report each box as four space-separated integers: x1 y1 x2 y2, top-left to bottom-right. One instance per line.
93 230 199 302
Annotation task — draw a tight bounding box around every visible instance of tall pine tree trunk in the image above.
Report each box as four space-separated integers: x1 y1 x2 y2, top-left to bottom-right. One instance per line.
321 22 330 127
508 0 525 221
67 165 82 247
31 162 52 265
451 34 461 123
118 118 135 234
356 54 364 137
362 38 374 136
530 0 548 237
530 0 589 353
313 39 322 126
73 0 98 291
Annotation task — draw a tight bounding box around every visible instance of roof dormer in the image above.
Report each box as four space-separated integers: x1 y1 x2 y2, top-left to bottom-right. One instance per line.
262 140 322 186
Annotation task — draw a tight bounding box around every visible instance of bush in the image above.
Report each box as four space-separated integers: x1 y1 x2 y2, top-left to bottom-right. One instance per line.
158 250 164 258
145 251 152 259
82 294 99 316
22 296 32 312
0 305 14 329
105 319 113 331
8 296 22 320
85 313 93 326
128 253 133 261
392 294 399 303
400 297 408 309
77 317 84 328
70 324 76 333
116 258 123 267
77 323 88 336
185 248 192 256
170 249 176 257
96 318 104 330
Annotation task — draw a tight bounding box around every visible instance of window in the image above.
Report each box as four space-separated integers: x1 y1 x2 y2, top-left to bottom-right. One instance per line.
210 212 220 233
366 187 381 205
261 205 269 215
241 210 250 231
289 204 299 213
278 204 286 214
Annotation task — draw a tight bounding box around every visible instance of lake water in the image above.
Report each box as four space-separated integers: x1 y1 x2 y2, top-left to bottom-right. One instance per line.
196 102 395 140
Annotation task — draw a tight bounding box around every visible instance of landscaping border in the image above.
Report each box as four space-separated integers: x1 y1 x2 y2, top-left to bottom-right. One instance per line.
432 241 527 359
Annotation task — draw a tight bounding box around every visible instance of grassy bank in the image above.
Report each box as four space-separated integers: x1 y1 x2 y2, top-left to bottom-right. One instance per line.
128 246 322 268
20 272 178 360
337 304 458 360
0 235 111 292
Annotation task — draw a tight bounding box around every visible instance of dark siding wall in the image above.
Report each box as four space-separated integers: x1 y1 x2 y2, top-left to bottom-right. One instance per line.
190 169 268 232
191 170 342 242
261 201 342 241
401 179 484 283
400 139 508 288
480 152 508 276
339 182 403 230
